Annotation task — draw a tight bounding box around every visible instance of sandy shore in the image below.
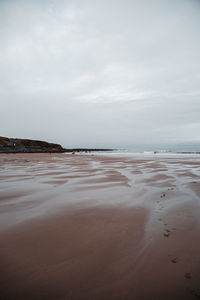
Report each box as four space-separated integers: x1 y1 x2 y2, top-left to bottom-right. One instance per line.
0 153 200 299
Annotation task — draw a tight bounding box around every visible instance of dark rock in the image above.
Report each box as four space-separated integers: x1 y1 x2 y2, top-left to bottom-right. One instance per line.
0 136 66 153
0 136 114 154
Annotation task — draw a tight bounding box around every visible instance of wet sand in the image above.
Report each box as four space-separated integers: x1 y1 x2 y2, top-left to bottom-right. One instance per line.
0 153 200 299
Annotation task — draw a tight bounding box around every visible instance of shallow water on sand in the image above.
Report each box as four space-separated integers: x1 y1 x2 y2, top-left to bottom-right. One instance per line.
0 153 200 299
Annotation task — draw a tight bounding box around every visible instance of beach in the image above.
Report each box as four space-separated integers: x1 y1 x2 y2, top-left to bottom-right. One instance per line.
0 153 200 299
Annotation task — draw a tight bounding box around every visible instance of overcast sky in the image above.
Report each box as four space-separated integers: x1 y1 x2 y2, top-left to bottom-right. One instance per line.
0 0 200 148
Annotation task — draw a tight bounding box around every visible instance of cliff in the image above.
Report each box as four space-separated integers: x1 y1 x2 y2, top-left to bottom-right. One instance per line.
0 136 66 153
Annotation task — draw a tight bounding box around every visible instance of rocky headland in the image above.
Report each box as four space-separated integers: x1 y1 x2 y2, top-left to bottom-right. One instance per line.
0 136 113 153
0 136 66 153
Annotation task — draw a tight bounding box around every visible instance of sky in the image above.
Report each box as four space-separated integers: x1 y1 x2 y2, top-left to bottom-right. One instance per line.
0 0 200 148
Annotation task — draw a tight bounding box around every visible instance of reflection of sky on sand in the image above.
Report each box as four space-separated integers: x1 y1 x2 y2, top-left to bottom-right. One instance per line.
0 153 200 231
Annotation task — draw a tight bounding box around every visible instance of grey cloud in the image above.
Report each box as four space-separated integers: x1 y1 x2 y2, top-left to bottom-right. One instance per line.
0 0 200 147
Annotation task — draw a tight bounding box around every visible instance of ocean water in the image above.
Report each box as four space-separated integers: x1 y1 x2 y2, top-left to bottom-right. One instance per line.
123 142 200 153
77 143 200 159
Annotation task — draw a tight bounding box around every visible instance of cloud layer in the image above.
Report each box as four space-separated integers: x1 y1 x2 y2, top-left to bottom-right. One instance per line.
1 0 200 147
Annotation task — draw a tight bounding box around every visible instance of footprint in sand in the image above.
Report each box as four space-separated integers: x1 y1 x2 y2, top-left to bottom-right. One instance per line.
164 232 170 237
160 192 166 198
184 272 192 279
171 257 178 263
190 289 200 299
164 228 171 237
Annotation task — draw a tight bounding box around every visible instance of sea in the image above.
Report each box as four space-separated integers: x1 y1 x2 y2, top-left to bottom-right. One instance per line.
78 143 200 159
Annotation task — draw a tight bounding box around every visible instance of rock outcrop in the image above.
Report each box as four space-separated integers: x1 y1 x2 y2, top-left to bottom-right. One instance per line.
0 136 66 153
